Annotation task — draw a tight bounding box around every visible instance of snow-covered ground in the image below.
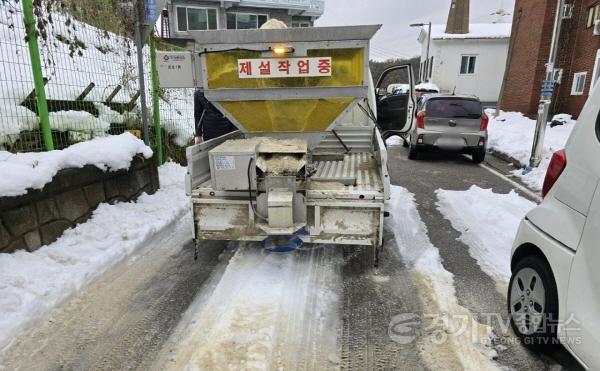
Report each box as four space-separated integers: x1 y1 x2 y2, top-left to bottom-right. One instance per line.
0 133 152 197
435 186 537 283
154 185 503 370
388 186 500 370
487 110 575 191
162 245 341 370
0 161 188 351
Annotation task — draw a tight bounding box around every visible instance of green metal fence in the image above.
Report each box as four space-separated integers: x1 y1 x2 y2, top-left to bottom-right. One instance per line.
0 0 196 164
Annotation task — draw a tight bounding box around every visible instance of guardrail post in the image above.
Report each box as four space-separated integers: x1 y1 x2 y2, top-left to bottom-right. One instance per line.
149 35 164 165
22 0 54 151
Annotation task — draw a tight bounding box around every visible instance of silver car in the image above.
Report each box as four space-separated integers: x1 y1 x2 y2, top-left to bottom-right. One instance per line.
408 94 488 163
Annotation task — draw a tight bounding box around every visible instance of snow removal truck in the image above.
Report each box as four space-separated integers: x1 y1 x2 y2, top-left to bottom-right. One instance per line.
156 25 416 264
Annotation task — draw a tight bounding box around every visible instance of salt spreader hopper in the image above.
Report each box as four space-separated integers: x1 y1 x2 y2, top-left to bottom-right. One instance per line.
164 25 416 263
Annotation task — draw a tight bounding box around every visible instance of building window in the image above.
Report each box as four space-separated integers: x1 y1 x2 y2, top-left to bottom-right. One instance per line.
460 55 477 75
292 20 311 28
176 7 218 31
587 4 599 28
227 13 268 29
572 72 587 95
593 50 600 87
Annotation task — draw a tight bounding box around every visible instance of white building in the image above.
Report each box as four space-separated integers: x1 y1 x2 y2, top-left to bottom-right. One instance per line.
165 0 324 38
418 23 512 104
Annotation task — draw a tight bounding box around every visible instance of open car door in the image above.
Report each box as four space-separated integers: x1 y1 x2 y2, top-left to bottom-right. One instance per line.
375 65 416 139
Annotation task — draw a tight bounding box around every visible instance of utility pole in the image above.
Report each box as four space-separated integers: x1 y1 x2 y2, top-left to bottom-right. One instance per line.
410 22 432 82
426 22 432 82
135 0 150 145
528 0 564 169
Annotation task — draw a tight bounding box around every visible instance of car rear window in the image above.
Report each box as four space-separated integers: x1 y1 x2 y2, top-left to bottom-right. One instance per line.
426 98 482 118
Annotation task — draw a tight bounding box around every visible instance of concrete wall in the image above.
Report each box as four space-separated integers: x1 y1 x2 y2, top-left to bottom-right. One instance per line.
0 155 159 253
424 38 510 103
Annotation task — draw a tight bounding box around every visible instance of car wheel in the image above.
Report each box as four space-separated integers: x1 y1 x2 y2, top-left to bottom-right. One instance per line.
472 149 486 164
508 255 559 349
408 141 419 160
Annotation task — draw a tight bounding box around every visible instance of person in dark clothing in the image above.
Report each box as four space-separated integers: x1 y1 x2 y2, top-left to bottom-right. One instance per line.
194 88 237 144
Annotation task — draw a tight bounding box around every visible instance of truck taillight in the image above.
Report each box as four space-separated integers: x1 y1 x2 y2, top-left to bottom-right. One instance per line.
417 111 427 129
542 149 567 199
480 112 489 131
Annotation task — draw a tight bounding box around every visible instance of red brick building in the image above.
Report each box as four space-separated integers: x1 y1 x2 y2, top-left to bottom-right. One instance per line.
501 0 600 118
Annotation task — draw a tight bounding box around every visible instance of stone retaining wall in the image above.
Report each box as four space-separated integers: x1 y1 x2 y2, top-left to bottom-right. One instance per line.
0 155 159 253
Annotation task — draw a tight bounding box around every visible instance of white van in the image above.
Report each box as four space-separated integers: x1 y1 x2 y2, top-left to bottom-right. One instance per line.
508 85 600 369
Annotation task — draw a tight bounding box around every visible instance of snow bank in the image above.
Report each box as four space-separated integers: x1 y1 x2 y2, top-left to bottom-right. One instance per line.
429 23 512 40
0 162 188 351
48 111 111 133
0 105 39 144
385 135 403 146
436 186 536 282
389 186 499 370
487 110 575 191
0 133 152 197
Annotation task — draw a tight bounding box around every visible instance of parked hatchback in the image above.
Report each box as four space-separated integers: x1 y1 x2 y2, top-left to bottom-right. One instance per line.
508 85 599 369
408 94 488 163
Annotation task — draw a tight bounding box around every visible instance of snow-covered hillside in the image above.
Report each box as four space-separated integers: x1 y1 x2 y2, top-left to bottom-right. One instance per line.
0 1 194 148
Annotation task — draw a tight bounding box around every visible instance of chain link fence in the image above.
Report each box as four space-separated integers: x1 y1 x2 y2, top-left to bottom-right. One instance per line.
0 0 195 163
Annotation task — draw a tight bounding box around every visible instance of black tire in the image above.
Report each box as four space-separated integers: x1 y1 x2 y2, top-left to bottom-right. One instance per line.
472 149 486 164
408 142 419 160
507 255 559 350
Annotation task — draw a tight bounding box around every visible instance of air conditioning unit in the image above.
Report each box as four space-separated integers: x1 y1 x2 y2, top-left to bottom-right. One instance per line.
595 20 600 36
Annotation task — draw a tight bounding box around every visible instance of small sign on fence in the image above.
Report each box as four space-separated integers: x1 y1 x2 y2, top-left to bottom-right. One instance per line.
237 57 332 79
156 51 196 88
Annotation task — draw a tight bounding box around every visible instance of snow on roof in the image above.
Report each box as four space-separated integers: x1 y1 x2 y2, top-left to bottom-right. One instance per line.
427 23 512 40
415 82 440 92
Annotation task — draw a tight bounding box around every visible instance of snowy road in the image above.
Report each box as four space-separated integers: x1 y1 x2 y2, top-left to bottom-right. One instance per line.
0 148 586 370
388 145 584 371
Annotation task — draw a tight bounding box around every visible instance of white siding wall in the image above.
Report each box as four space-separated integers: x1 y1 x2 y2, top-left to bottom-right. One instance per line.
420 38 509 102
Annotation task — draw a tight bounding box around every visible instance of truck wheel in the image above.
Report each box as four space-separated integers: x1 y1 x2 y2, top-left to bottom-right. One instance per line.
508 255 559 349
472 149 486 164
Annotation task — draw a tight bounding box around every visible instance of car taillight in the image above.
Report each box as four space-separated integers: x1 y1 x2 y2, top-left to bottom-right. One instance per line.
480 112 489 131
542 149 567 199
416 111 427 129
